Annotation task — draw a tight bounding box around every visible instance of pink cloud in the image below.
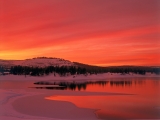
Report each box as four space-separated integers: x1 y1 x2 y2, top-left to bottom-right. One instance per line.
0 0 159 66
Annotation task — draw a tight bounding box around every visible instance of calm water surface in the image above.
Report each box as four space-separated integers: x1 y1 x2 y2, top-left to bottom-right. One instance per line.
45 78 160 119
1 77 160 119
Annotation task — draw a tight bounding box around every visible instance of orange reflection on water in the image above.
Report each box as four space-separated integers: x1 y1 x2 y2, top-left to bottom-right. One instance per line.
45 79 160 119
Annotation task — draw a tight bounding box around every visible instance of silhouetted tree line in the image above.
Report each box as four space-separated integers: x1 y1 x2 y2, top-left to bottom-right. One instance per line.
10 65 86 76
74 62 160 75
0 66 4 73
4 64 160 76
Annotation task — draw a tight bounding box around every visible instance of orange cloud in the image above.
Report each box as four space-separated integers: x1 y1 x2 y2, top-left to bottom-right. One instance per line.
0 0 159 66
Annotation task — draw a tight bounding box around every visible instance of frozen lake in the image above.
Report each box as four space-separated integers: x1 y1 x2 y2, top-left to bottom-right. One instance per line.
0 77 160 119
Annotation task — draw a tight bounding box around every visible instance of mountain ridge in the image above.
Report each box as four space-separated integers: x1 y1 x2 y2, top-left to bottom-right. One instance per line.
0 57 74 68
0 57 159 75
0 57 160 68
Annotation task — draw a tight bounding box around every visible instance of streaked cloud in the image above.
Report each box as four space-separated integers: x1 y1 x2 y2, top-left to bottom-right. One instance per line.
0 0 159 66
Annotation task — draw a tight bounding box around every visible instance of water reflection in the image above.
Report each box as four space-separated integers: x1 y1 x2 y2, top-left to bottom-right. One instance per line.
29 86 67 90
44 79 160 119
110 81 132 86
32 80 145 91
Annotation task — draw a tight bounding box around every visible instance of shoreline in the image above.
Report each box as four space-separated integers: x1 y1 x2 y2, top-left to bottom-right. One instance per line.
12 92 97 120
0 82 134 120
0 73 159 82
0 73 159 120
1 88 132 120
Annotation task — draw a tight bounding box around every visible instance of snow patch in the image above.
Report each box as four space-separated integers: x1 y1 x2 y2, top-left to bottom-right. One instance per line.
0 58 74 68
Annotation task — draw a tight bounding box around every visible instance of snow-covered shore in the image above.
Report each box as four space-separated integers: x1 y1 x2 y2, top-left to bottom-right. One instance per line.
0 73 159 82
0 87 133 120
0 89 101 120
0 73 159 120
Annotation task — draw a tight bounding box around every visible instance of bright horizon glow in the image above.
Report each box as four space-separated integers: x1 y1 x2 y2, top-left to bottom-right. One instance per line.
0 0 160 66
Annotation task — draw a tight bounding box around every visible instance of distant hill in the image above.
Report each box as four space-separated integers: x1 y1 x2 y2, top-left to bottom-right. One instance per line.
0 57 74 68
0 57 159 75
73 62 160 74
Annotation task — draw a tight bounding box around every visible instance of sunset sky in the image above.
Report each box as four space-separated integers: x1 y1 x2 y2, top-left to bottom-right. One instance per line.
0 0 160 66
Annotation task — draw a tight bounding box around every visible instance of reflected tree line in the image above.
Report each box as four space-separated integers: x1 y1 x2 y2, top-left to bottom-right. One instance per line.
33 80 144 91
110 81 132 86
